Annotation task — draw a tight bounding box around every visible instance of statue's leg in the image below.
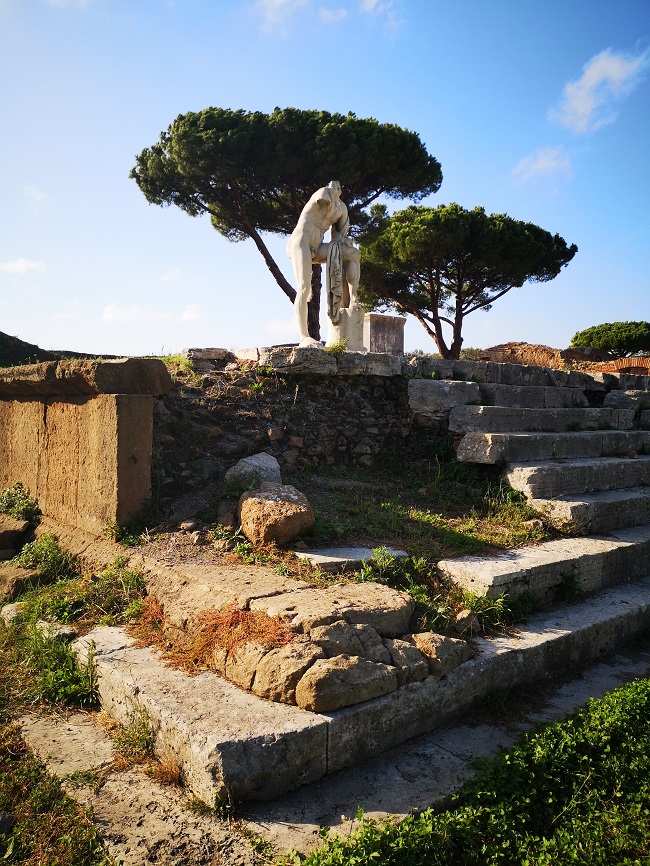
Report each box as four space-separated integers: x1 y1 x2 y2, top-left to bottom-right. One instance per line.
290 240 321 345
342 247 361 308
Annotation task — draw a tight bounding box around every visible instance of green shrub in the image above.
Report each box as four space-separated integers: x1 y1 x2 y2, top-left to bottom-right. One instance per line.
0 481 40 522
13 533 77 581
289 678 650 866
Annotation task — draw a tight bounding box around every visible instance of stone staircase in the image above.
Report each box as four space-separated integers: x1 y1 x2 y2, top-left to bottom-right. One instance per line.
435 363 650 606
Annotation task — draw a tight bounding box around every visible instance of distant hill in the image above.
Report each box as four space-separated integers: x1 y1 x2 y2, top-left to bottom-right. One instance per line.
0 331 118 367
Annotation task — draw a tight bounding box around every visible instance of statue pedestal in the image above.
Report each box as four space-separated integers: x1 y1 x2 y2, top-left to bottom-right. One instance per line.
325 308 365 352
363 313 405 355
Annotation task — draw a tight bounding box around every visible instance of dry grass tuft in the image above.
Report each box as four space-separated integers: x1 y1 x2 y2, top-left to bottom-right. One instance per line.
127 596 165 650
149 758 182 786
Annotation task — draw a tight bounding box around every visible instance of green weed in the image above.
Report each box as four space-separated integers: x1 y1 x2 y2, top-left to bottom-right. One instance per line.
325 338 348 357
13 533 77 581
101 519 143 548
112 707 154 764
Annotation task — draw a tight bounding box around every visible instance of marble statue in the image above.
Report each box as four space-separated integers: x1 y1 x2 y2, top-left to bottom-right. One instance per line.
286 180 361 348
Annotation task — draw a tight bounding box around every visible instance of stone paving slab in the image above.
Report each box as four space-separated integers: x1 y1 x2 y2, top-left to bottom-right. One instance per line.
291 546 409 574
505 455 650 499
439 525 650 599
73 579 650 807
531 486 650 532
449 405 635 434
456 430 650 464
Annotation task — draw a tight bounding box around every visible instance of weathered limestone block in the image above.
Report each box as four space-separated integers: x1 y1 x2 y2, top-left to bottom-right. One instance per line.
604 390 650 411
239 482 315 547
352 623 392 664
34 620 78 643
0 516 29 549
0 601 26 626
250 583 415 637
294 655 398 712
224 452 282 495
0 565 42 602
181 348 232 361
258 347 337 375
309 620 365 657
224 642 269 690
408 379 480 414
383 638 429 685
0 358 171 397
251 641 325 704
410 632 473 678
363 313 405 355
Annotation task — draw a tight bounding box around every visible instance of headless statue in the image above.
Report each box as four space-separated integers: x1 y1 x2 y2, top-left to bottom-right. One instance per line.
286 180 361 348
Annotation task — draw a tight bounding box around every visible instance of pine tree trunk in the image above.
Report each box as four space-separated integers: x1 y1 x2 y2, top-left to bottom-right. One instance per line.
307 265 321 341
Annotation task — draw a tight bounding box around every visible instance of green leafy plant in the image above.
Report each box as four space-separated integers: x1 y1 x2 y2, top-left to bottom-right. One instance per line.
0 481 40 522
325 338 348 357
13 533 77 581
101 519 143 548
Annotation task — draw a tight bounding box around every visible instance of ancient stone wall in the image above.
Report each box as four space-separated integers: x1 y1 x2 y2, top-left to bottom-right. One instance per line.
0 359 171 533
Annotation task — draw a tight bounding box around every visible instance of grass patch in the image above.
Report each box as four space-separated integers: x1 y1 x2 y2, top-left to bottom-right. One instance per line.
286 677 650 866
0 482 40 523
0 723 108 865
12 533 77 582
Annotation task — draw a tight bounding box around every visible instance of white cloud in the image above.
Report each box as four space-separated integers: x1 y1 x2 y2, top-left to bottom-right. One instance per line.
180 304 201 322
102 303 201 325
160 267 182 282
264 317 298 340
255 0 308 29
359 0 401 29
549 48 649 134
319 6 348 23
0 258 45 274
24 184 46 202
512 146 573 185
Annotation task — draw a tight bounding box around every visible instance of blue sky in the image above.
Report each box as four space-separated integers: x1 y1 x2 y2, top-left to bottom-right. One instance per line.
1 0 648 356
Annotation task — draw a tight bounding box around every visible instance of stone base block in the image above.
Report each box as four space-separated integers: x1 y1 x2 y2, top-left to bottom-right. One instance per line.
363 313 405 355
326 308 365 352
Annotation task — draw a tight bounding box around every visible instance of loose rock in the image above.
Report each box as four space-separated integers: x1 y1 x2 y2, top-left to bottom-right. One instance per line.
239 482 314 547
410 632 474 677
223 452 282 496
384 638 429 685
294 655 398 712
251 641 324 704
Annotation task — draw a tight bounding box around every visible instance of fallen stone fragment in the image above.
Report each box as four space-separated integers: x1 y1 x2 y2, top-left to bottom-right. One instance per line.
352 623 392 664
34 620 78 643
410 632 473 678
0 565 42 602
292 546 408 574
0 601 25 626
0 515 30 549
384 638 430 685
251 641 325 704
239 482 314 547
454 609 481 635
295 655 398 712
309 620 365 657
223 452 282 495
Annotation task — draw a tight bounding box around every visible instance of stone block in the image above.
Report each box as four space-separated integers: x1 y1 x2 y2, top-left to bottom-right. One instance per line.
239 482 315 547
0 515 29 548
449 406 635 434
383 638 429 685
456 430 650 464
258 347 337 375
309 620 365 657
73 627 328 803
352 623 392 663
358 353 402 376
250 641 325 704
363 314 405 355
641 410 650 430
34 620 78 643
294 655 398 712
604 390 650 411
223 452 282 495
0 359 171 397
291 546 408 574
506 456 650 500
410 632 473 678
326 308 365 352
223 642 269 690
233 347 261 362
477 384 587 409
181 348 232 361
408 380 480 414
249 583 415 638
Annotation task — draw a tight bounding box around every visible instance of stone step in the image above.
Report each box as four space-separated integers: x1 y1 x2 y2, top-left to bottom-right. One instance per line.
449 406 635 434
438 524 650 601
477 383 587 409
531 487 650 533
506 455 650 499
456 430 650 464
73 578 650 804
